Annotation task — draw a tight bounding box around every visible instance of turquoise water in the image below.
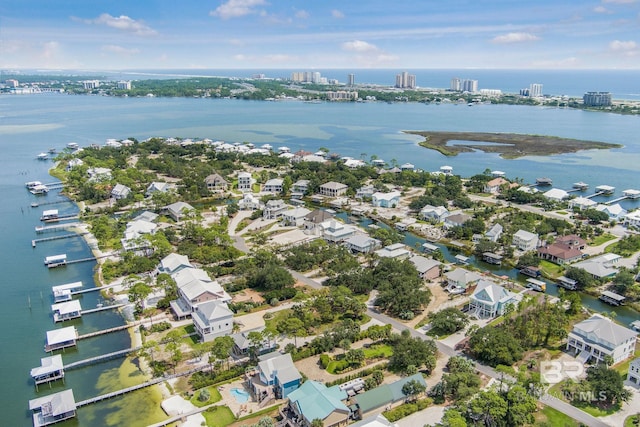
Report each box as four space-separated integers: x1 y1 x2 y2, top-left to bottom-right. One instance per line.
230 387 250 403
2 94 640 425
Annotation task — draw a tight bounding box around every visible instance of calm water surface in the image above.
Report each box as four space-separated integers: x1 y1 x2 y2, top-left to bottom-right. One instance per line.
1 94 640 425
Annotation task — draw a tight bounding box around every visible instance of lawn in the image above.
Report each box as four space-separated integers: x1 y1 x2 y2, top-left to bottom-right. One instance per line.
625 414 640 427
202 405 236 427
538 260 564 278
535 406 578 427
590 233 617 247
613 343 640 376
362 344 393 359
190 386 223 408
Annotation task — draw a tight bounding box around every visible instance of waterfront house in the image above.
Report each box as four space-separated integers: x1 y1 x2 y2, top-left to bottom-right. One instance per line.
163 201 195 222
156 253 193 276
353 373 427 419
45 326 77 352
319 220 358 243
468 279 518 318
238 193 262 210
65 158 84 171
628 358 640 387
263 178 284 194
512 229 539 252
30 355 65 386
543 188 569 201
281 207 312 227
86 167 112 182
444 268 482 294
568 197 597 211
121 219 157 255
29 389 77 427
287 380 349 427
356 184 376 199
596 203 627 221
319 181 349 198
624 210 640 228
204 173 228 193
420 205 449 223
170 267 231 318
344 234 381 254
374 243 411 260
263 199 288 220
343 158 366 168
400 163 415 171
443 212 472 229
251 352 302 401
237 171 254 192
303 209 335 235
145 181 175 197
371 191 401 208
566 314 638 364
192 300 234 342
110 183 131 200
484 223 503 242
537 234 586 264
572 253 621 279
292 180 310 198
483 177 509 194
409 255 442 280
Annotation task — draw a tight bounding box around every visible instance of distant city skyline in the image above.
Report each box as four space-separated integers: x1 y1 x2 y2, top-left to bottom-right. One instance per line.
1 0 639 70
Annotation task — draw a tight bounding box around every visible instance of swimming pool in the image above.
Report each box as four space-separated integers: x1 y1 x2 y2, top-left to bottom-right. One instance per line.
231 387 250 403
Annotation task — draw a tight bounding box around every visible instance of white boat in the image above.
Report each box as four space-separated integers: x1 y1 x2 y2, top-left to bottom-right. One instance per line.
36 153 48 160
26 181 42 189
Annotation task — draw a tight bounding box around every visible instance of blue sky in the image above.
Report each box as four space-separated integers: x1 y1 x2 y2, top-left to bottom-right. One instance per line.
1 0 639 70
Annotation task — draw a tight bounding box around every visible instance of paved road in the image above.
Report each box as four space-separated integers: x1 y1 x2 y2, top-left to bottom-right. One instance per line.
291 269 612 427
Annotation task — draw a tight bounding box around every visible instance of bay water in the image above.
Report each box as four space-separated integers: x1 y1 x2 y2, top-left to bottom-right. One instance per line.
1 93 640 425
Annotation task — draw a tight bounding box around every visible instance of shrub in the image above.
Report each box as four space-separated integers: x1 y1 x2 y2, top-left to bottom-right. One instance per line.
198 389 210 402
319 354 331 369
382 398 432 422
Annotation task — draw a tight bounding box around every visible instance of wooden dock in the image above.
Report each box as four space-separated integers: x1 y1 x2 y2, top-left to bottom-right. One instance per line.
71 283 121 295
80 303 125 315
41 213 79 222
32 232 87 247
30 199 70 208
64 346 142 370
35 223 80 233
77 323 136 340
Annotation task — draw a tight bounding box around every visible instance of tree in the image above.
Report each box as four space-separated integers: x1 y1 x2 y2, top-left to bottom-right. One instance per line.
428 308 469 335
585 363 631 406
344 349 365 367
389 333 437 374
254 417 275 427
374 259 431 318
401 379 426 401
247 330 265 361
210 335 235 370
310 419 323 427
438 409 467 427
468 390 508 426
467 326 523 367
281 317 305 347
128 281 152 315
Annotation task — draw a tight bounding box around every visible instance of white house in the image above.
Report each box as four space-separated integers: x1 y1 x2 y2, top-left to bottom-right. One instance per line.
281 207 312 227
444 268 482 294
303 209 335 235
238 193 262 210
87 167 112 182
164 201 195 222
485 223 503 242
263 199 288 220
400 163 415 171
292 180 310 197
483 177 509 194
572 253 621 279
468 279 518 318
356 184 376 199
170 267 232 318
344 234 381 254
110 183 131 200
444 213 472 229
146 181 175 197
409 255 442 281
157 253 193 276
596 204 627 220
512 229 538 252
320 220 358 243
625 210 640 228
569 197 597 211
66 158 84 171
566 314 638 365
192 300 234 342
420 205 449 223
204 173 228 193
374 243 411 260
371 191 401 208
543 188 569 201
319 181 348 197
263 178 284 194
237 172 253 193
628 358 640 387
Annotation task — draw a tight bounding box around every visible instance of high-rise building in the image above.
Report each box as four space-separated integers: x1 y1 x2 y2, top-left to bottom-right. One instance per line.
348 73 355 86
82 80 100 90
529 83 543 97
461 79 478 93
450 77 461 91
5 79 19 88
117 81 132 90
583 92 612 107
395 71 416 89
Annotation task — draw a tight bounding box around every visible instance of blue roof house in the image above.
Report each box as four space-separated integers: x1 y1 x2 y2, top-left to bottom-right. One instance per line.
252 352 302 401
288 380 350 427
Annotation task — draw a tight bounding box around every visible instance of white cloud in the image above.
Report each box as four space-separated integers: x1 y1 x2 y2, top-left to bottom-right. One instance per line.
331 9 345 19
342 40 379 53
210 0 267 19
295 10 309 19
102 45 140 55
609 40 637 50
234 54 247 61
491 32 540 44
41 41 60 60
593 6 612 13
76 13 157 36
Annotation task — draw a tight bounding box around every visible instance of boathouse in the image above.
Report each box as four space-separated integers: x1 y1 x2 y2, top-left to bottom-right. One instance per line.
51 300 82 323
52 282 83 303
557 276 578 290
40 209 59 222
482 252 502 265
599 290 626 306
30 355 65 387
29 389 76 427
44 254 66 268
45 326 77 352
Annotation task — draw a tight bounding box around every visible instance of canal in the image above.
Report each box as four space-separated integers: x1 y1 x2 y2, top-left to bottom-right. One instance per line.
337 212 639 328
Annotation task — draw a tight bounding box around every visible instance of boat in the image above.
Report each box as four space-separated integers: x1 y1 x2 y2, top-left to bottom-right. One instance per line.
48 148 57 154
519 266 541 277
36 153 48 160
30 185 49 195
26 181 42 190
525 278 546 292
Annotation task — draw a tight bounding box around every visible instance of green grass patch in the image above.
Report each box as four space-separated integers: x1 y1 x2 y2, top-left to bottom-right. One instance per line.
614 343 640 375
202 405 236 427
539 260 564 278
190 386 222 408
236 404 281 421
576 402 620 417
590 233 617 247
625 414 640 427
362 344 393 359
535 406 578 427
